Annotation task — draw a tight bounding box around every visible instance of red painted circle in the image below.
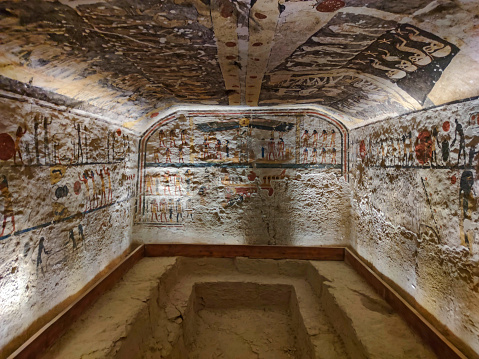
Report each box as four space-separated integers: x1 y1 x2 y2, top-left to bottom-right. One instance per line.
225 42 236 47
0 133 15 161
116 129 122 136
220 3 234 18
250 75 258 79
252 42 263 47
226 55 236 60
74 181 82 195
415 130 433 165
451 175 457 184
150 112 159 118
442 121 450 132
255 12 267 19
316 0 345 12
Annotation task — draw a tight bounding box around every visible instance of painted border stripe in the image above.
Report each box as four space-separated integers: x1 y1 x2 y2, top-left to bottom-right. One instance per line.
344 248 471 359
7 245 145 359
144 162 342 169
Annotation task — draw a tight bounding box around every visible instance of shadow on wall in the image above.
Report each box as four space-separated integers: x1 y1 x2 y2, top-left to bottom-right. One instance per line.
241 169 294 245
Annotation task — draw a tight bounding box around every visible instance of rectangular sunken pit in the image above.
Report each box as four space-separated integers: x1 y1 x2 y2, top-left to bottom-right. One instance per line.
40 256 438 359
173 282 313 359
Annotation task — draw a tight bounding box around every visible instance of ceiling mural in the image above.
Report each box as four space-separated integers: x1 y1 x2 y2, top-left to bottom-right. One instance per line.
261 18 461 120
0 0 227 120
0 0 477 130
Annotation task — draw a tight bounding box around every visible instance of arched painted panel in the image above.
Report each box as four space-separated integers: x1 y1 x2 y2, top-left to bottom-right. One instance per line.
134 109 349 245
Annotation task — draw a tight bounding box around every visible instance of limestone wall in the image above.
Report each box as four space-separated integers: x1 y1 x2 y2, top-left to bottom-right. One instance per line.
0 93 138 356
133 110 351 245
349 98 479 355
4 89 478 358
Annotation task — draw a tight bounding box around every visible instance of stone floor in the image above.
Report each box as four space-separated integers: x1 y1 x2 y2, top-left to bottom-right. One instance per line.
42 257 437 359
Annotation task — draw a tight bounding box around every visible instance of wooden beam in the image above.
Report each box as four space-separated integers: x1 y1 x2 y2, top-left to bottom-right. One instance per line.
144 243 345 260
8 245 145 359
344 248 470 359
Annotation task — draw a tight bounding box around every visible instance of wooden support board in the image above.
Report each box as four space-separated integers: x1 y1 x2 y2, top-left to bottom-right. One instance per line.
144 243 345 260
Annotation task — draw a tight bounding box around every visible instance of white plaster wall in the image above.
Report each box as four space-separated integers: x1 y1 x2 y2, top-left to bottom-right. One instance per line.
349 98 479 356
0 94 138 357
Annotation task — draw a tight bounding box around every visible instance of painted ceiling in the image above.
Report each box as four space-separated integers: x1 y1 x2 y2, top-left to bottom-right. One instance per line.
0 0 478 131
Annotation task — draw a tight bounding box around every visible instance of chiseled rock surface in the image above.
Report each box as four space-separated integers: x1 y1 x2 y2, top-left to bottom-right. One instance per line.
42 257 436 359
42 258 176 359
349 98 479 357
311 261 436 359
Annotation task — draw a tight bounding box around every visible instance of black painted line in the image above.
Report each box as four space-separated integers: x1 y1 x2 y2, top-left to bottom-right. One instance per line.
353 163 471 170
0 197 133 241
144 162 342 169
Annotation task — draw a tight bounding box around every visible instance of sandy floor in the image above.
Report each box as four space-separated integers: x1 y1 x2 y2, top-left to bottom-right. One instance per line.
188 308 297 359
42 257 437 359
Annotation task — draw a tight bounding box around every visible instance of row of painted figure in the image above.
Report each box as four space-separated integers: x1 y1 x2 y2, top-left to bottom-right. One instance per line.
144 197 194 223
0 115 130 166
0 167 136 238
151 127 338 164
351 119 477 169
144 170 193 196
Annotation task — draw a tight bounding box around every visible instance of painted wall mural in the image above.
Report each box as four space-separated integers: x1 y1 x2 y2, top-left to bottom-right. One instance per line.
0 0 227 120
350 107 478 251
0 109 136 240
0 94 138 356
261 13 460 121
348 98 479 356
133 109 350 245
